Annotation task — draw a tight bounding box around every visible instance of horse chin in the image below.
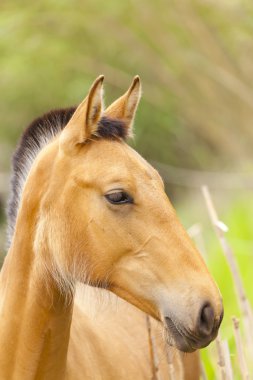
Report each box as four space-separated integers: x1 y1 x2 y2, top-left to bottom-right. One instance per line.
164 321 196 353
166 335 196 354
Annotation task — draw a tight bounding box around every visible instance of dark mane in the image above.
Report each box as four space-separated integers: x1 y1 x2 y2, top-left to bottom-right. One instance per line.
6 107 127 248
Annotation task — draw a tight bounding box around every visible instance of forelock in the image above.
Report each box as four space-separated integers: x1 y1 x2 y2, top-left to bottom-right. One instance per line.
97 116 128 140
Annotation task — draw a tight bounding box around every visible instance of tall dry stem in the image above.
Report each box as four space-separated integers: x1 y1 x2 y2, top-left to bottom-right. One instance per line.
216 335 228 380
232 317 249 380
222 340 233 380
201 186 253 343
146 315 162 380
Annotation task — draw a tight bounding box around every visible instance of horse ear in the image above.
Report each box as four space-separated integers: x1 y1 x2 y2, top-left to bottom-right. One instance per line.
104 76 141 136
60 75 104 151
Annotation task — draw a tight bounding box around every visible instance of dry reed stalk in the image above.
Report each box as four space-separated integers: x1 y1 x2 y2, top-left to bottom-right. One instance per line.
166 347 184 380
166 347 177 380
232 317 249 380
222 340 233 380
201 186 253 341
215 335 228 380
200 360 208 380
146 315 162 380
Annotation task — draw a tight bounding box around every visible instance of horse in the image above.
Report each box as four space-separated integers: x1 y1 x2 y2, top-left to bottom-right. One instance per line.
0 75 223 379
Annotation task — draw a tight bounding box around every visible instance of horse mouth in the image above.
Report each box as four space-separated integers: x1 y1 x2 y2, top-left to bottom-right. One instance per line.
164 316 216 353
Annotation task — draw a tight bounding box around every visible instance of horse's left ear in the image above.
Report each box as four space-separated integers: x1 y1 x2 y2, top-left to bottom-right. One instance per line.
60 75 104 152
104 76 142 136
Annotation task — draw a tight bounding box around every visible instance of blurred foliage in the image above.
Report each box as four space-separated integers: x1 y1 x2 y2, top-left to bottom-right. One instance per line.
0 1 253 378
1 0 253 171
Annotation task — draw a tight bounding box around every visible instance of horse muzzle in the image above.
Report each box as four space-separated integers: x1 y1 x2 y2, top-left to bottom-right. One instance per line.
164 302 224 352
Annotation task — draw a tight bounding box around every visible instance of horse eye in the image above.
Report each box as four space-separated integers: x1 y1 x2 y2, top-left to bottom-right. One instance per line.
105 191 133 205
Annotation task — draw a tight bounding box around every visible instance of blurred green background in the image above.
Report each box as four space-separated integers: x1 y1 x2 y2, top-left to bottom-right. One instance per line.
0 1 252 378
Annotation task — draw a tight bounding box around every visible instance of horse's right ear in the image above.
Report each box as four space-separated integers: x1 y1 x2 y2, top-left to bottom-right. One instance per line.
60 75 104 153
104 76 141 137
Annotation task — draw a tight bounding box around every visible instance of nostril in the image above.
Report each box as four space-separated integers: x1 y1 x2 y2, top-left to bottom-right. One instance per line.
217 308 224 329
198 303 215 337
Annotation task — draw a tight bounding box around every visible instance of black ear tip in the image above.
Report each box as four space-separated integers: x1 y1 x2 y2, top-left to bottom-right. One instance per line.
93 75 104 87
128 76 141 93
89 75 105 94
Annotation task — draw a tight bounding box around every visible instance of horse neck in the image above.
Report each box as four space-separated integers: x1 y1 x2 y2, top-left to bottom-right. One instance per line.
0 160 73 380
